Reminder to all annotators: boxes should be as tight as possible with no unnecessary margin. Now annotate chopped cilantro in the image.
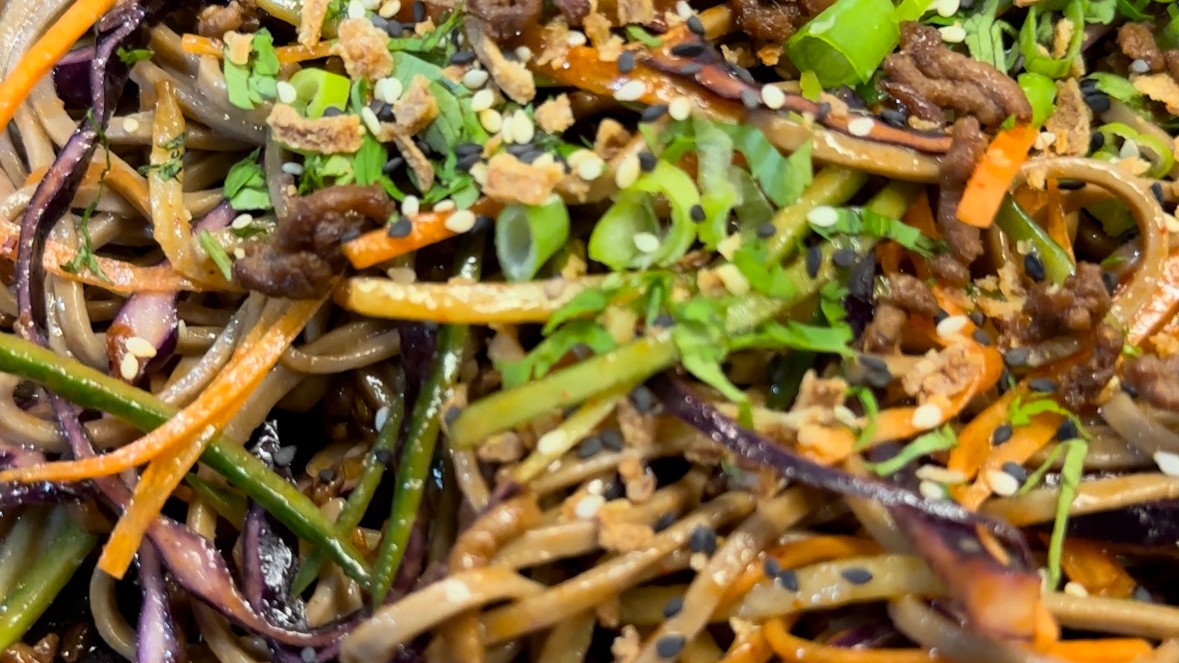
[626,25,663,47]
[224,150,272,211]
[730,320,855,357]
[353,135,388,187]
[498,320,618,388]
[1017,438,1088,589]
[865,426,957,476]
[1007,392,1086,433]
[672,297,748,405]
[810,208,939,257]
[63,110,111,282]
[198,230,234,281]
[849,386,880,449]
[224,29,280,110]
[138,131,186,181]
[116,47,153,65]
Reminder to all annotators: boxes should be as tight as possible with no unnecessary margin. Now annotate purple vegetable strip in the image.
[136,545,183,663]
[52,46,97,109]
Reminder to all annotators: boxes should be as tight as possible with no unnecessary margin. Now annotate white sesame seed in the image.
[387,267,416,284]
[911,403,943,430]
[514,45,533,61]
[761,84,786,110]
[918,480,946,501]
[471,88,496,113]
[935,315,969,338]
[615,154,641,189]
[119,354,139,381]
[714,264,751,296]
[613,79,648,102]
[231,213,254,230]
[470,162,489,186]
[374,77,403,104]
[633,232,661,253]
[1166,214,1179,234]
[847,116,874,137]
[121,117,141,133]
[401,195,420,217]
[574,494,605,519]
[1064,581,1089,597]
[360,106,383,135]
[1155,451,1179,477]
[378,0,401,17]
[566,30,587,47]
[511,110,535,144]
[668,96,693,121]
[985,468,1020,496]
[806,205,839,228]
[347,0,367,19]
[462,68,489,89]
[126,336,158,359]
[374,406,390,431]
[676,0,692,16]
[281,162,305,176]
[935,0,959,16]
[276,80,298,105]
[537,429,568,455]
[445,209,477,233]
[479,108,502,133]
[577,155,605,181]
[233,247,246,259]
[433,200,456,213]
[1130,58,1151,74]
[939,24,967,43]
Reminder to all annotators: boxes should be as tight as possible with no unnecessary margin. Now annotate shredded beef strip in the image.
[467,0,542,40]
[1058,323,1122,410]
[1123,354,1179,411]
[728,0,833,43]
[861,304,908,354]
[861,274,939,354]
[1017,263,1113,342]
[880,273,939,318]
[233,184,395,299]
[937,117,987,271]
[882,22,1032,127]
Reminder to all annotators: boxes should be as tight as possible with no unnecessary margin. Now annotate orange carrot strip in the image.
[182,33,334,63]
[719,627,773,663]
[946,388,1020,482]
[1044,639,1153,663]
[764,617,943,663]
[342,199,501,269]
[0,299,323,488]
[957,125,1038,228]
[0,0,118,132]
[180,34,223,58]
[1127,247,1179,345]
[95,298,324,578]
[1058,539,1137,599]
[719,536,882,607]
[958,412,1061,509]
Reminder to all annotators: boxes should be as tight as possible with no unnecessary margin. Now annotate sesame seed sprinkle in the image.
[841,567,873,585]
[614,79,648,102]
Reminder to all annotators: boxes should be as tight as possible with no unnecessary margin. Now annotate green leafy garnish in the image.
[865,426,957,476]
[963,0,1018,72]
[1019,0,1084,79]
[116,47,153,65]
[1017,438,1088,589]
[1086,72,1145,110]
[672,297,747,405]
[1007,392,1088,435]
[723,126,812,207]
[849,385,880,449]
[224,150,272,211]
[63,111,111,282]
[224,29,280,110]
[499,321,617,388]
[353,135,388,187]
[198,231,234,281]
[138,132,186,181]
[731,240,799,299]
[809,208,938,256]
[626,25,663,47]
[731,320,855,356]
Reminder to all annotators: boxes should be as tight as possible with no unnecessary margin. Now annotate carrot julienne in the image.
[957,124,1038,228]
[180,33,334,64]
[1057,539,1137,599]
[342,199,501,269]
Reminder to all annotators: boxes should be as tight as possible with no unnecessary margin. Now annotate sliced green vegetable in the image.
[198,231,234,281]
[865,426,957,476]
[1018,72,1057,127]
[497,196,571,281]
[224,150,272,211]
[694,117,739,249]
[1018,438,1088,589]
[589,162,699,270]
[1019,0,1084,79]
[1096,122,1175,178]
[224,29,280,110]
[288,67,351,118]
[993,197,1075,283]
[809,207,938,256]
[1087,72,1145,111]
[785,0,904,88]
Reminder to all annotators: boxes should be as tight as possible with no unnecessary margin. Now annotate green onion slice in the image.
[496,196,571,281]
[589,161,700,270]
[1017,72,1057,127]
[289,68,352,118]
[785,0,904,89]
[1019,0,1084,79]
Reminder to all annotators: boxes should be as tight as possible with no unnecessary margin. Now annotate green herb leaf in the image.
[1018,438,1087,589]
[849,385,880,449]
[1087,72,1145,110]
[543,288,613,334]
[963,0,1017,72]
[1019,0,1085,79]
[353,135,388,187]
[625,25,663,47]
[865,426,957,476]
[723,125,812,207]
[731,240,799,299]
[499,320,617,388]
[198,230,234,281]
[223,29,281,110]
[117,47,153,65]
[224,150,273,211]
[810,208,938,256]
[672,298,747,404]
[731,320,855,356]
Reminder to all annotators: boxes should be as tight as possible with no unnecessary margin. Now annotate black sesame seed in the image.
[383,19,405,36]
[456,152,481,171]
[992,423,1013,445]
[840,567,873,585]
[740,88,760,110]
[880,108,907,127]
[677,62,703,75]
[638,151,658,172]
[507,143,533,157]
[641,104,669,122]
[1001,461,1028,482]
[815,102,832,122]
[832,248,857,269]
[273,446,297,467]
[763,557,781,577]
[865,367,892,389]
[630,385,659,413]
[318,468,337,483]
[1122,380,1139,397]
[653,313,676,328]
[776,569,800,591]
[603,480,624,501]
[654,512,676,531]
[998,367,1013,394]
[370,16,389,32]
[656,634,687,659]
[412,0,425,22]
[1101,271,1118,295]
[323,106,345,117]
[756,222,776,239]
[1079,77,1099,92]
[472,215,494,234]
[577,436,603,459]
[670,42,705,58]
[1056,418,1079,441]
[374,448,395,464]
[689,525,717,555]
[934,309,949,324]
[387,217,413,238]
[382,156,405,175]
[662,596,685,618]
[444,405,463,428]
[1028,377,1058,393]
[972,328,991,346]
[731,65,755,85]
[601,429,624,451]
[860,355,888,371]
[686,15,705,35]
[1004,346,1030,367]
[1089,131,1105,153]
[690,204,706,222]
[1024,252,1046,282]
[449,49,477,65]
[1056,179,1085,190]
[617,51,636,73]
[969,310,985,326]
[456,142,482,157]
[1152,182,1166,205]
[1083,92,1111,113]
[517,148,543,164]
[805,245,822,278]
[377,103,396,122]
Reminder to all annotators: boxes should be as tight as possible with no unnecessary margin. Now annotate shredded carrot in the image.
[1044,639,1153,663]
[1058,539,1137,599]
[719,536,882,608]
[95,298,324,578]
[181,33,336,64]
[1127,247,1179,345]
[0,298,323,488]
[957,124,1038,228]
[342,199,502,269]
[946,388,1020,482]
[957,412,1060,509]
[719,627,773,663]
[764,617,943,662]
[0,0,118,132]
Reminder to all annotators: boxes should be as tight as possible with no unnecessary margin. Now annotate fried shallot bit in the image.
[234,185,396,299]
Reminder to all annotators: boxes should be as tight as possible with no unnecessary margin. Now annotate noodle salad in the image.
[0,0,1178,660]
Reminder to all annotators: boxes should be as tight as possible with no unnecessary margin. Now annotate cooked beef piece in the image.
[729,0,833,43]
[880,273,939,318]
[1058,323,1122,410]
[233,184,395,299]
[861,304,908,354]
[1016,262,1112,342]
[878,79,947,125]
[1124,353,1179,411]
[882,22,1032,127]
[468,0,542,40]
[1118,22,1164,72]
[196,0,258,38]
[929,252,971,286]
[937,117,987,267]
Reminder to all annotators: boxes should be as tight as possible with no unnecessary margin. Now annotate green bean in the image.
[369,239,483,607]
[0,508,97,650]
[0,336,374,590]
[994,196,1075,283]
[766,166,870,262]
[292,367,407,595]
